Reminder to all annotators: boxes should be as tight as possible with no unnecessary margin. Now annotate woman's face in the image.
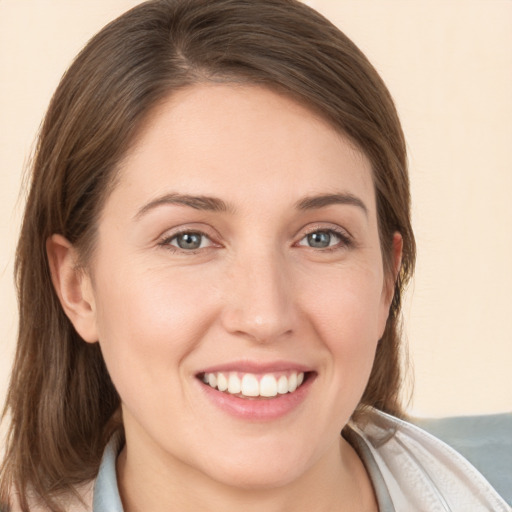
[80,84,397,488]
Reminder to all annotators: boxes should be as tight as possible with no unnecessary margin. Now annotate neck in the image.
[117,433,377,512]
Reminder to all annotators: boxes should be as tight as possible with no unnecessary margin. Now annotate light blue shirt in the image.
[92,433,124,512]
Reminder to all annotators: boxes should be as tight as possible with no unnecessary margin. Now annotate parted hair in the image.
[0,1,415,510]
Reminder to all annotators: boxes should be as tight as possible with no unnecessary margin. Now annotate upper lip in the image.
[197,360,314,375]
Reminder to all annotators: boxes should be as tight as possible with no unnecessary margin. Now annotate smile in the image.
[201,371,306,398]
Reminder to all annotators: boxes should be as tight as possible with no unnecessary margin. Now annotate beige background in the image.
[1,1,511,419]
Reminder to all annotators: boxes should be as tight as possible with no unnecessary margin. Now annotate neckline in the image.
[92,427,395,512]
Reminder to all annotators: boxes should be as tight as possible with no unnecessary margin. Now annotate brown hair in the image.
[0,0,415,510]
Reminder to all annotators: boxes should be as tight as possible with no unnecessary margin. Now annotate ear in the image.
[390,232,403,286]
[46,234,98,343]
[378,232,403,336]
[385,232,403,305]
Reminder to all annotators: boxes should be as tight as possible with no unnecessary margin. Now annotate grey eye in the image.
[173,232,204,250]
[307,231,333,248]
[298,229,344,249]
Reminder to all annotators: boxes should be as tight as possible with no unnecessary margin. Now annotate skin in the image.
[49,84,401,511]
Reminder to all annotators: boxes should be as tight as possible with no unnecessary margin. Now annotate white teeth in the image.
[217,372,228,392]
[288,373,298,393]
[260,374,278,397]
[227,373,241,394]
[241,374,259,397]
[277,375,288,394]
[203,371,305,398]
[208,373,217,388]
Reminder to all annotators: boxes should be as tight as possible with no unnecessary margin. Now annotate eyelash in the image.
[158,226,353,254]
[158,229,216,254]
[297,226,353,252]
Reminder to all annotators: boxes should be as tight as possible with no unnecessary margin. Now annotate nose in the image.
[220,249,297,344]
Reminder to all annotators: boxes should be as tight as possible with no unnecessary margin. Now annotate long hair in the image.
[0,1,415,510]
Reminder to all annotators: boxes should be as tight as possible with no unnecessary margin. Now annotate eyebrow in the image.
[295,193,368,216]
[134,191,368,220]
[134,193,233,219]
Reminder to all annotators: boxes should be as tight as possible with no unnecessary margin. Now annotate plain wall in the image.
[1,0,511,419]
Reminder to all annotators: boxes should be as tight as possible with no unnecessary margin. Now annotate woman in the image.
[0,1,508,511]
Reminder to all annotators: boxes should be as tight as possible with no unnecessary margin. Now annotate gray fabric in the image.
[412,413,512,505]
[351,410,510,511]
[344,426,396,511]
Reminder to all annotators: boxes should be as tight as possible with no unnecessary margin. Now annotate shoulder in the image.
[349,408,511,511]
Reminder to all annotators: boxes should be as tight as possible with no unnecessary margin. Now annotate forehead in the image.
[110,83,375,215]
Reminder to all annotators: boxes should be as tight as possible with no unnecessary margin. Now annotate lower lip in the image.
[198,375,314,421]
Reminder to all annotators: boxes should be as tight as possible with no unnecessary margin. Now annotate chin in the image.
[197,442,318,491]
[211,462,306,491]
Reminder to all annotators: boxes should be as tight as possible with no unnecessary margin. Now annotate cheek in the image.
[303,264,386,341]
[300,265,385,384]
[91,261,219,398]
